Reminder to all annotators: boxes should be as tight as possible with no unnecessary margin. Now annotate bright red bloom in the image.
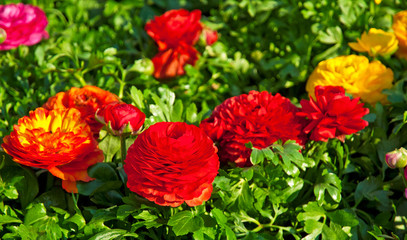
[43,86,119,136]
[0,3,48,50]
[151,43,199,79]
[2,108,104,193]
[95,102,146,136]
[124,122,219,207]
[297,86,369,142]
[145,9,202,51]
[200,91,308,167]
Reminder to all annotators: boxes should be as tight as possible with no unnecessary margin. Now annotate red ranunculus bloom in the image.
[2,108,104,193]
[151,43,199,79]
[200,90,308,167]
[95,102,146,136]
[43,86,119,136]
[0,3,48,50]
[145,9,202,51]
[124,122,219,207]
[297,86,369,142]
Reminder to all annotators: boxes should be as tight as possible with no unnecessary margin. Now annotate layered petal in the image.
[200,90,308,167]
[2,108,104,193]
[124,122,219,207]
[0,3,48,50]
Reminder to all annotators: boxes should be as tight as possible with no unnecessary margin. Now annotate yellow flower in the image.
[306,55,393,105]
[348,28,398,57]
[1,108,104,193]
[374,0,382,4]
[392,10,407,60]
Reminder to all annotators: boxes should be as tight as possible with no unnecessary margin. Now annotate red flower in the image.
[2,108,104,193]
[200,91,307,167]
[202,25,218,46]
[95,102,146,136]
[43,86,119,136]
[145,9,202,51]
[145,9,218,79]
[297,86,369,142]
[151,43,199,79]
[124,122,219,207]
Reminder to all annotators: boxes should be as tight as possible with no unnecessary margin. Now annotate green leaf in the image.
[250,148,264,165]
[98,135,121,163]
[0,215,22,225]
[24,203,47,225]
[237,180,254,210]
[326,210,359,227]
[314,170,342,204]
[186,103,198,124]
[167,211,204,236]
[89,229,128,240]
[64,213,86,230]
[211,208,227,225]
[297,202,325,222]
[130,86,146,111]
[171,99,183,122]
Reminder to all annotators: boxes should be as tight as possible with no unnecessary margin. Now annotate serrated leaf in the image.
[167,211,204,236]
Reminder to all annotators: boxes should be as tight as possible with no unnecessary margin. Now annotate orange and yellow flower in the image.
[43,85,119,136]
[2,108,104,193]
[348,28,398,57]
[392,10,407,60]
[306,55,393,105]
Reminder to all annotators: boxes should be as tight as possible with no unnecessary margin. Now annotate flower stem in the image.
[120,135,127,162]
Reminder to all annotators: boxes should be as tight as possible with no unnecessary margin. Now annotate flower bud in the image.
[96,102,146,136]
[0,28,7,44]
[385,147,407,169]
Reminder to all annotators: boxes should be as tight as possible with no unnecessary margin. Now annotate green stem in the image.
[120,135,127,162]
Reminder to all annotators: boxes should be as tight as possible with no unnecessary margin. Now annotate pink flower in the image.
[0,3,48,50]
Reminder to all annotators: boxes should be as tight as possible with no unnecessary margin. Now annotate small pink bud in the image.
[385,147,407,169]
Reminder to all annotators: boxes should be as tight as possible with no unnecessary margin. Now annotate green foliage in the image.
[1,0,407,239]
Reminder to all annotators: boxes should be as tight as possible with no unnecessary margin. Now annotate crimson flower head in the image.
[145,9,202,51]
[145,9,218,80]
[124,122,219,207]
[95,102,146,136]
[200,90,308,167]
[297,86,369,142]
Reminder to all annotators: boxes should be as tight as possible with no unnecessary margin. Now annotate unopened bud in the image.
[385,147,407,169]
[0,28,7,44]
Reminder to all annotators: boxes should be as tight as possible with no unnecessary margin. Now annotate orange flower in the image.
[392,10,407,60]
[43,85,119,136]
[348,28,398,57]
[2,108,104,193]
